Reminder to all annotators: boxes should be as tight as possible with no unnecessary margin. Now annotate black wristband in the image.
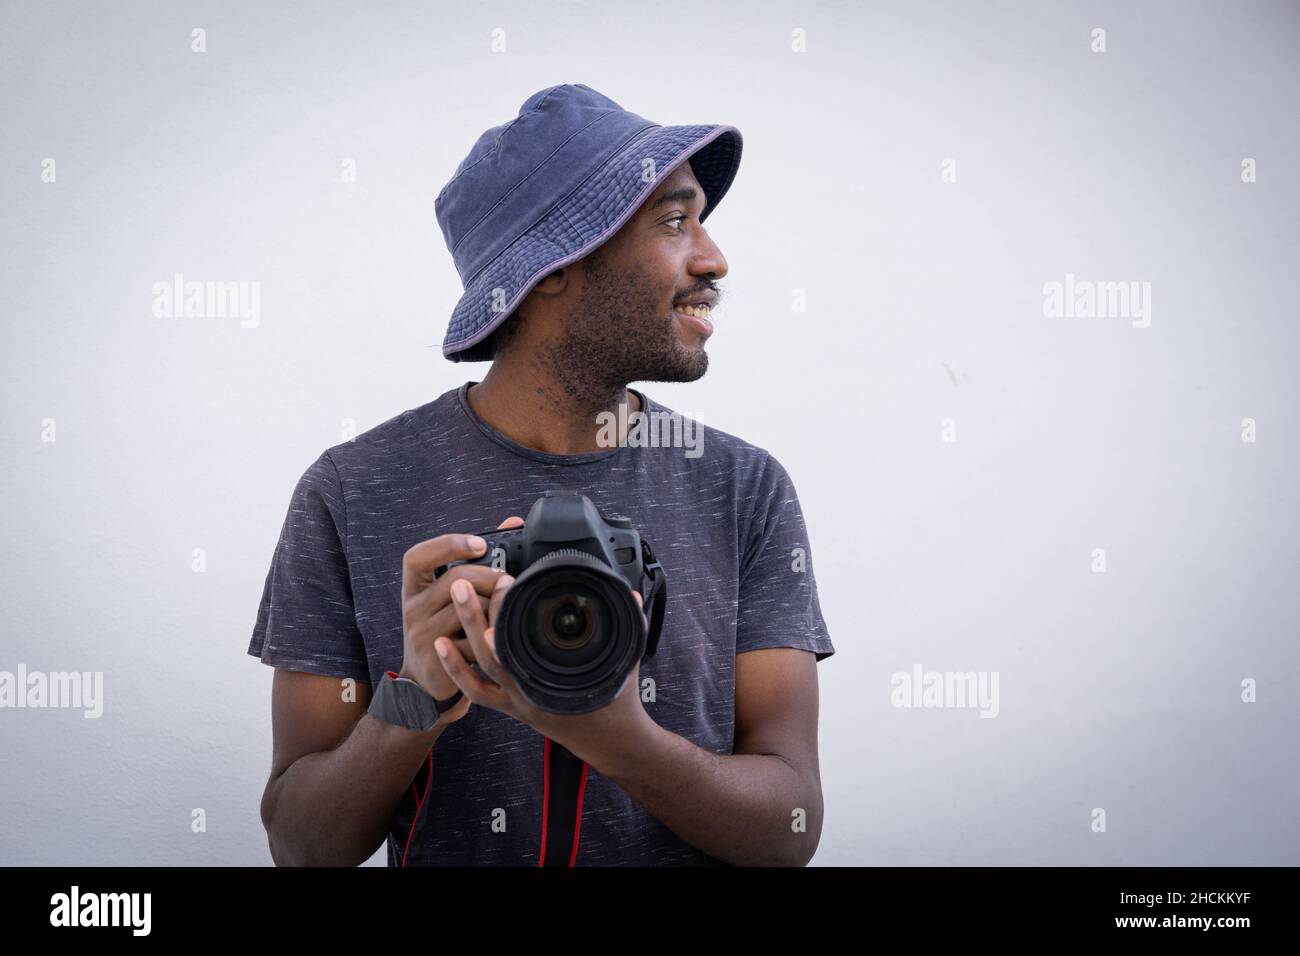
[369,671,463,731]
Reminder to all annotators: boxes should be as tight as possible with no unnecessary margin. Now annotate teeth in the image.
[674,304,711,318]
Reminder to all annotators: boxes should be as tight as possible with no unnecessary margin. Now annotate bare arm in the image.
[594,647,825,867]
[258,522,522,866]
[258,669,446,867]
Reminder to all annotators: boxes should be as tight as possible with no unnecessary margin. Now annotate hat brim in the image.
[442,123,742,363]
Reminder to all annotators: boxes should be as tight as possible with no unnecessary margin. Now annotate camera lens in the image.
[496,549,645,714]
[549,600,589,643]
[496,548,644,712]
[524,581,614,671]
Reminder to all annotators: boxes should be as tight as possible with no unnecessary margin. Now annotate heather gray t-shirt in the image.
[248,381,834,866]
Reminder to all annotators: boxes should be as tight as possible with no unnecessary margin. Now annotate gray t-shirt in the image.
[248,381,834,866]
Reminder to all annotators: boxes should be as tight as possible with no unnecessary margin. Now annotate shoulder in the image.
[319,387,461,476]
[641,391,779,480]
[639,391,804,523]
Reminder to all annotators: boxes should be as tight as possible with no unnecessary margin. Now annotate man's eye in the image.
[665,215,687,232]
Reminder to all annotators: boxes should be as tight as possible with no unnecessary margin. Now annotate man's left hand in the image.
[435,516,653,770]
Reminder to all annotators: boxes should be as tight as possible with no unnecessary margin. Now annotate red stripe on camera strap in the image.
[537,736,589,866]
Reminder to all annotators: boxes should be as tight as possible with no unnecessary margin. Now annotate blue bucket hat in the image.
[435,83,743,363]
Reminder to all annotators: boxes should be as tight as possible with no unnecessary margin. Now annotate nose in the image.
[691,228,728,283]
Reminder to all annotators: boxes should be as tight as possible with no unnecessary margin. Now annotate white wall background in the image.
[1,0,1297,865]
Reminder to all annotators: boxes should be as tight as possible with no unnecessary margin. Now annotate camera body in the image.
[434,493,666,715]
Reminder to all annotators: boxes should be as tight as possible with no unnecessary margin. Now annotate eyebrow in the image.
[649,187,700,211]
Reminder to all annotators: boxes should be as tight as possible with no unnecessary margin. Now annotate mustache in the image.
[674,286,721,306]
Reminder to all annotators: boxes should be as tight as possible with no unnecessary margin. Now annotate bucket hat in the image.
[435,83,743,362]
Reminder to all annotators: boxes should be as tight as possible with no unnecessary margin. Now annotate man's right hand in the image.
[398,516,523,726]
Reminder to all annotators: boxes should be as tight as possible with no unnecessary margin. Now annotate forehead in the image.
[641,162,704,211]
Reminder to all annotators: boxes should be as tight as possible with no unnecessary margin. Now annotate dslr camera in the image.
[434,493,667,715]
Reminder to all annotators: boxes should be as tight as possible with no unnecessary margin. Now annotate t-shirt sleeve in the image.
[246,450,371,681]
[734,453,835,661]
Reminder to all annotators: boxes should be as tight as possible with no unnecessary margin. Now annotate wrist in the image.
[397,664,454,704]
[589,707,660,782]
[373,667,464,735]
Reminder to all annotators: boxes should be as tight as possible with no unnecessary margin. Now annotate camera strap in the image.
[641,538,667,658]
[538,736,589,866]
[534,538,667,866]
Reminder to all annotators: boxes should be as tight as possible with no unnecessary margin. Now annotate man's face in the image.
[546,162,729,387]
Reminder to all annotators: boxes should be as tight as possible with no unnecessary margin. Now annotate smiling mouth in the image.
[673,303,714,338]
[673,303,712,320]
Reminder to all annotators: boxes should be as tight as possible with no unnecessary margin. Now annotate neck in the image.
[467,358,643,455]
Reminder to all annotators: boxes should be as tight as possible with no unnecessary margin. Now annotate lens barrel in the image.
[496,549,645,714]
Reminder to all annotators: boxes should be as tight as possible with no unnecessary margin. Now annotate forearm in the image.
[592,716,823,867]
[261,714,445,867]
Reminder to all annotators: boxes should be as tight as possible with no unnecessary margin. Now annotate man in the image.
[249,84,835,867]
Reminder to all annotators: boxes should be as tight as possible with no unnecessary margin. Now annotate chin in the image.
[642,350,708,383]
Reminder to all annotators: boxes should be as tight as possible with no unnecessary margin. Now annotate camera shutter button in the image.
[605,514,634,529]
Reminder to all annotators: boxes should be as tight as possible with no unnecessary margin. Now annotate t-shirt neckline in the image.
[455,381,651,466]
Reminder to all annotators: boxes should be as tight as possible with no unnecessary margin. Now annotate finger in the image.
[631,588,649,631]
[448,577,490,651]
[480,627,519,690]
[450,577,512,688]
[444,634,478,664]
[435,636,508,711]
[496,516,525,530]
[402,533,488,602]
[407,596,492,653]
[487,573,514,629]
[406,564,505,620]
[409,591,492,627]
